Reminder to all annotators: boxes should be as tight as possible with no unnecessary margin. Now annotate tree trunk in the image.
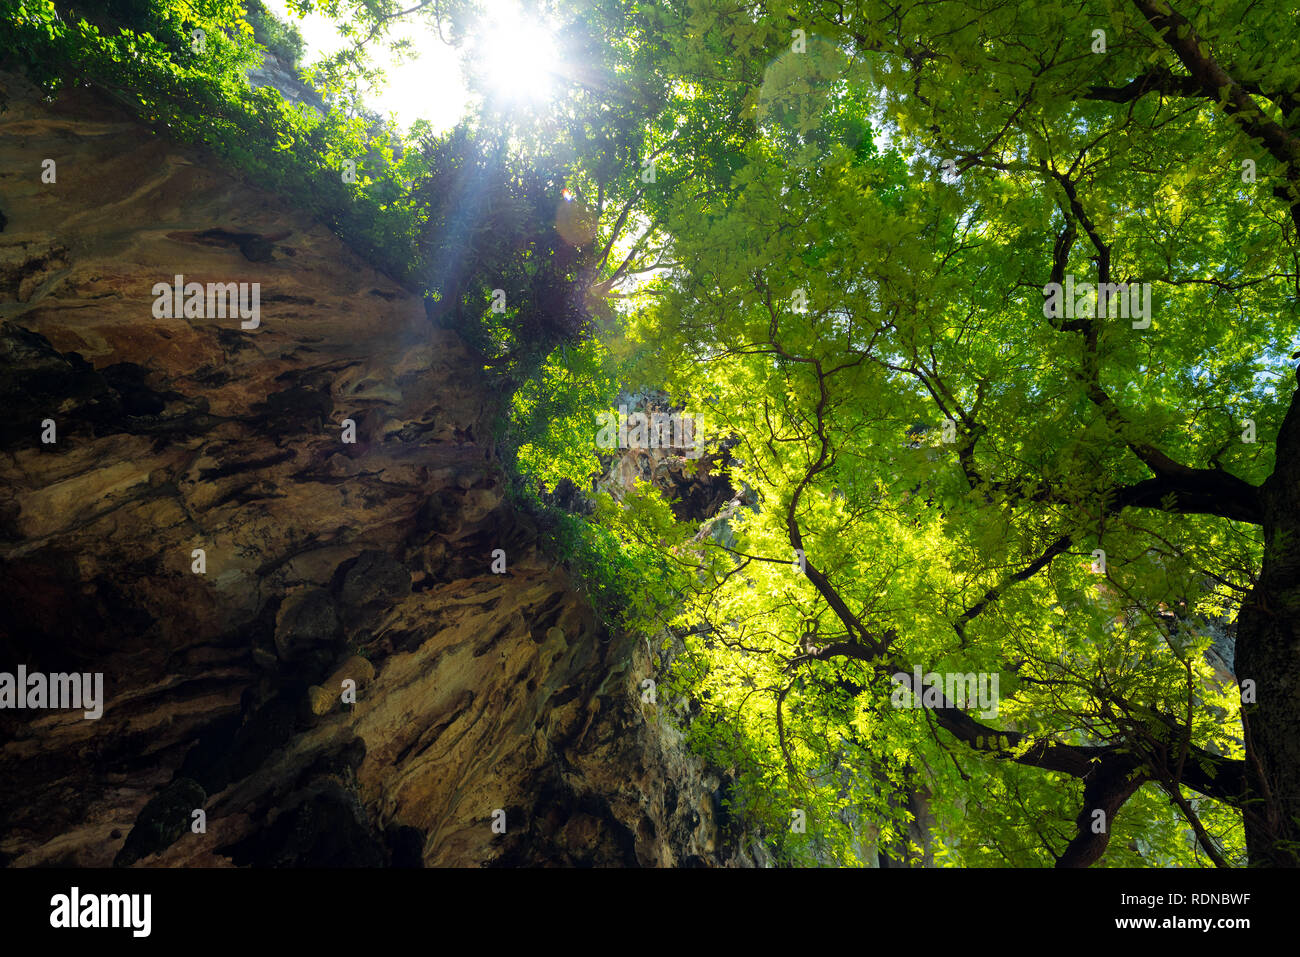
[1235,377,1300,866]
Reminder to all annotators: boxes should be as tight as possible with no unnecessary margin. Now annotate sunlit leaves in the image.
[528,0,1286,866]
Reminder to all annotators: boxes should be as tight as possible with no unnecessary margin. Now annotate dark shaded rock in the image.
[273,588,340,668]
[228,687,307,782]
[335,550,410,624]
[712,775,732,832]
[177,228,280,263]
[386,825,426,868]
[0,324,215,448]
[0,323,119,449]
[99,362,169,416]
[0,550,156,669]
[490,787,640,868]
[252,384,333,434]
[114,777,206,867]
[220,779,385,867]
[238,234,275,262]
[177,712,243,795]
[300,736,367,785]
[540,476,594,516]
[412,489,462,537]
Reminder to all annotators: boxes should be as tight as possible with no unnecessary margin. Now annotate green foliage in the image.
[516,0,1296,866]
[245,0,304,66]
[510,479,691,635]
[504,332,628,487]
[417,124,604,375]
[2,0,426,276]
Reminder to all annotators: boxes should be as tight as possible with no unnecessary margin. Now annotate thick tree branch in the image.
[803,643,1248,806]
[1130,0,1300,229]
[1055,760,1148,867]
[1112,471,1263,525]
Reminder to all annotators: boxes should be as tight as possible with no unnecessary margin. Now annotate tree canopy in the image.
[515,0,1300,867]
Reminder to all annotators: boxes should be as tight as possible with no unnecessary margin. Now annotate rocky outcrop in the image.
[246,48,323,115]
[0,73,756,867]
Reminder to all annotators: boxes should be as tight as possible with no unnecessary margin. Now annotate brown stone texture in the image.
[0,74,760,868]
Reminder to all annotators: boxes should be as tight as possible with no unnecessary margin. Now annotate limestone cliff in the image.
[0,73,760,867]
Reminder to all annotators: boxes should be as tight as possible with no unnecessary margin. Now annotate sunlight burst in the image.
[473,2,561,102]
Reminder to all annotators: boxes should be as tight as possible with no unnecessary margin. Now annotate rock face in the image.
[0,74,758,867]
[246,48,324,115]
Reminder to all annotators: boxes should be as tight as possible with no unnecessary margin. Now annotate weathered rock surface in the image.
[0,73,757,867]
